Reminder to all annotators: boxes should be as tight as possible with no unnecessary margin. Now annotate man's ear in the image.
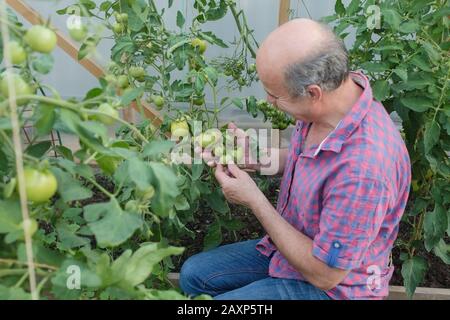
[307,85,323,102]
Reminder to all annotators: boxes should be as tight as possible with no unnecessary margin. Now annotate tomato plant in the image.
[325,0,449,297]
[0,0,293,300]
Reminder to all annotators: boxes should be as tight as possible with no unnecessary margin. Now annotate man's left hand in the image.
[214,162,264,208]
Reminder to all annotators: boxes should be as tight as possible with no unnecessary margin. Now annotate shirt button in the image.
[333,242,341,249]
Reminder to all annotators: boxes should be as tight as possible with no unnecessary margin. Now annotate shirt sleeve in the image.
[312,177,391,270]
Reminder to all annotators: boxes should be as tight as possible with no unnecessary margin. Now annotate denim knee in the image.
[179,254,205,296]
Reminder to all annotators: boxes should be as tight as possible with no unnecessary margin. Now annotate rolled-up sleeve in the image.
[312,177,390,270]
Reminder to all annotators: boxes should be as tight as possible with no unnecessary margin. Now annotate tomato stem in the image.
[0,2,38,300]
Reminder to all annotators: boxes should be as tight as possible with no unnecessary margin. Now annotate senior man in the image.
[180,18,411,300]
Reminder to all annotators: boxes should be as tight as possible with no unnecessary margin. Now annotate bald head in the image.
[257,19,331,71]
[257,18,349,98]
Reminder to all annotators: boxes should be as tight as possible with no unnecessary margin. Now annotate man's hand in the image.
[214,162,265,208]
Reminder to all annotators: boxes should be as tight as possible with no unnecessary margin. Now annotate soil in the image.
[172,175,450,289]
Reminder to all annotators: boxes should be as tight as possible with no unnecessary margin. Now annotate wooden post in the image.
[278,0,291,26]
[6,0,163,124]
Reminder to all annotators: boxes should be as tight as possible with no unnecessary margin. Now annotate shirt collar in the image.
[305,71,374,157]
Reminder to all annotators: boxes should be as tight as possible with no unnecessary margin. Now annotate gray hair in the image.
[284,26,349,98]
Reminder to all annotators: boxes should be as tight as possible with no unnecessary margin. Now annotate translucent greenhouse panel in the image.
[7,1,355,125]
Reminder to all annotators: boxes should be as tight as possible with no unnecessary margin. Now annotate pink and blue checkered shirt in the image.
[256,72,411,300]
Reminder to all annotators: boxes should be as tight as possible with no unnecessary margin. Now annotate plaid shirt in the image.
[256,72,411,300]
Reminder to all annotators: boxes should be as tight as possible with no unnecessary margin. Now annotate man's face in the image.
[261,78,318,123]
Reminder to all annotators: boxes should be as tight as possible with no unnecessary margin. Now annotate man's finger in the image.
[226,163,243,178]
[214,163,230,185]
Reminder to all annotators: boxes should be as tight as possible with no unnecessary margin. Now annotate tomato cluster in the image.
[256,99,295,130]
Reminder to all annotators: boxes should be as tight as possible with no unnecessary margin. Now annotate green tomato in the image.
[219,154,234,165]
[191,38,207,54]
[233,146,244,162]
[0,73,34,105]
[171,119,189,137]
[125,200,140,213]
[198,131,221,148]
[104,74,117,85]
[136,185,155,201]
[24,25,57,54]
[68,24,88,42]
[192,96,205,106]
[151,95,165,109]
[7,41,27,64]
[96,103,119,125]
[19,168,58,203]
[129,66,146,80]
[115,12,128,23]
[117,75,129,89]
[113,22,125,34]
[20,218,38,237]
[248,63,257,73]
[213,145,224,157]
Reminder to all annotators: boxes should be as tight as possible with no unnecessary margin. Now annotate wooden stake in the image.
[278,0,291,26]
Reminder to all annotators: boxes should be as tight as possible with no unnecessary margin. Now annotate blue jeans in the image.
[179,239,331,300]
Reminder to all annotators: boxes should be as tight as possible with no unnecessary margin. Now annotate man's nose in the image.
[267,95,276,105]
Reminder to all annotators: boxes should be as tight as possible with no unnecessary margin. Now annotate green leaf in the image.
[176,10,185,28]
[335,0,345,15]
[0,199,21,234]
[56,222,90,250]
[399,21,419,33]
[372,80,390,101]
[174,195,190,211]
[120,87,144,105]
[148,162,180,217]
[422,41,441,64]
[361,62,389,73]
[118,243,184,288]
[0,285,30,300]
[382,8,402,30]
[205,187,229,214]
[411,55,432,72]
[127,157,151,190]
[24,141,51,158]
[203,66,219,86]
[221,217,244,231]
[198,31,228,48]
[142,140,174,159]
[400,97,433,112]
[50,259,101,299]
[393,68,408,82]
[32,54,54,74]
[191,163,204,181]
[401,256,427,298]
[424,120,440,154]
[35,103,56,136]
[86,199,142,247]
[232,97,243,109]
[424,204,447,251]
[203,221,222,251]
[50,167,92,202]
[433,240,450,264]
